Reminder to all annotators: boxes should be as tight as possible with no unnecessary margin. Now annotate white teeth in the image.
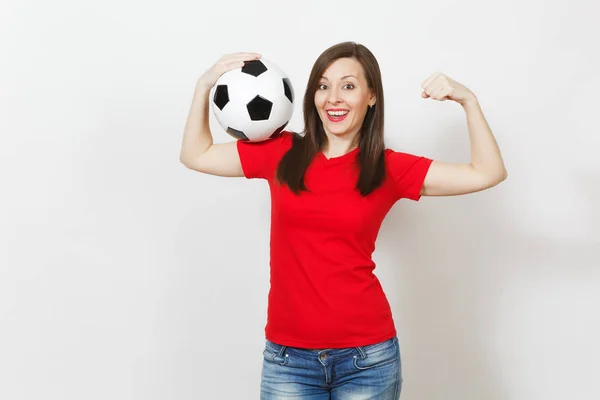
[327,110,349,116]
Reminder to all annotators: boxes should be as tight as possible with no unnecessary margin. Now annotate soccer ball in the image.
[211,58,294,142]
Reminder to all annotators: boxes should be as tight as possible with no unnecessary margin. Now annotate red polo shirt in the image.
[237,131,433,348]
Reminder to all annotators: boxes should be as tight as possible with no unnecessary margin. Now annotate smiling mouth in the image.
[326,110,349,122]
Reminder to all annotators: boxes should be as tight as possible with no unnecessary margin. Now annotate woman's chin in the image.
[324,124,353,136]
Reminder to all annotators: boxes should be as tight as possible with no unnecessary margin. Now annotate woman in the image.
[180,42,507,399]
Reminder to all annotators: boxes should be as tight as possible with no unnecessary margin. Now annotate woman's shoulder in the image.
[383,147,410,156]
[383,147,425,158]
[279,129,297,143]
[240,129,295,150]
[383,147,432,169]
[383,147,409,161]
[269,130,296,153]
[265,129,297,144]
[269,129,301,153]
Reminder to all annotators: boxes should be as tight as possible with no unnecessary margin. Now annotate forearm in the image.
[462,97,507,181]
[180,82,214,163]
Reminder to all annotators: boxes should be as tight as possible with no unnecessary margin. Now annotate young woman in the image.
[180,42,507,399]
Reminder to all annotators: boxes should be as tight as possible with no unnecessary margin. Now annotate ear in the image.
[369,92,377,107]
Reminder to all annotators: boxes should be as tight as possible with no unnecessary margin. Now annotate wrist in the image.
[460,93,479,108]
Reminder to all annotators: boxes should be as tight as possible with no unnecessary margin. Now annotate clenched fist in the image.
[421,72,477,106]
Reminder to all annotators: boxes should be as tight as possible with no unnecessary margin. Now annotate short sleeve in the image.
[386,150,434,201]
[236,131,291,180]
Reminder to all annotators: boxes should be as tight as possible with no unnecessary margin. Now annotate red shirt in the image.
[237,131,433,348]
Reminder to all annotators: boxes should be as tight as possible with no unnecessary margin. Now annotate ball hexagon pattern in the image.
[211,58,294,141]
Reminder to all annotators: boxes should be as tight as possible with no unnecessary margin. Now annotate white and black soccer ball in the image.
[210,58,294,142]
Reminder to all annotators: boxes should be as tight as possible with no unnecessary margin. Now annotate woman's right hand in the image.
[196,52,262,91]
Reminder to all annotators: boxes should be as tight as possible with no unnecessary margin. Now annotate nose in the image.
[327,87,342,104]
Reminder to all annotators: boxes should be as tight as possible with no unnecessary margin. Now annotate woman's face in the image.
[314,57,376,140]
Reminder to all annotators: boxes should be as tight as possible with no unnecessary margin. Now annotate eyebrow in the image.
[320,75,358,80]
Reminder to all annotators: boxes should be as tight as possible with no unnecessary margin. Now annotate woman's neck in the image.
[321,132,359,158]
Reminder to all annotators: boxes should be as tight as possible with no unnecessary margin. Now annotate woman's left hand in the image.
[421,72,477,106]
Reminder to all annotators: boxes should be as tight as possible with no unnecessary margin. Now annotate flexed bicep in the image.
[421,161,506,196]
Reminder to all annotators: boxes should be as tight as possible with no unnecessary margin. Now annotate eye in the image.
[317,84,328,90]
[343,84,355,89]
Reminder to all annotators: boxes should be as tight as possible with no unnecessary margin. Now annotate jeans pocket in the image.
[263,339,289,366]
[353,336,399,370]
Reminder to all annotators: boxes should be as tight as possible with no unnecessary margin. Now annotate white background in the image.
[1,0,599,399]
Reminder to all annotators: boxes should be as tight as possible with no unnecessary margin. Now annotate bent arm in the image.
[421,97,507,196]
[179,82,243,177]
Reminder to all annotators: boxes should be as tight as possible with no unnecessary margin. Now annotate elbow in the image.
[490,168,508,187]
[179,155,189,167]
[179,144,212,170]
[478,168,507,190]
[499,164,508,182]
[179,154,195,169]
[179,148,196,167]
[473,164,508,189]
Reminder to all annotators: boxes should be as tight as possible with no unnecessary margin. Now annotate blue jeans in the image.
[261,336,402,399]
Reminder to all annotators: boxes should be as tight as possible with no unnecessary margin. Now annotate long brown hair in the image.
[276,41,387,196]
